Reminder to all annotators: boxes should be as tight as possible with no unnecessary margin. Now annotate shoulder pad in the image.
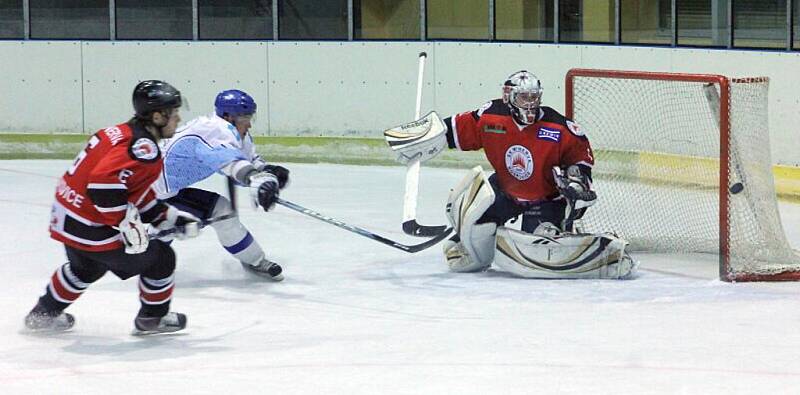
[477,99,512,117]
[565,120,586,137]
[538,106,569,126]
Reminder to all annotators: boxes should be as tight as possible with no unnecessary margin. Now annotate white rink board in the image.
[1,41,800,165]
[0,41,82,133]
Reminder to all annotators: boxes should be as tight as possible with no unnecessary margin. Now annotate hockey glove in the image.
[120,204,149,254]
[248,171,280,211]
[151,205,201,241]
[263,164,290,189]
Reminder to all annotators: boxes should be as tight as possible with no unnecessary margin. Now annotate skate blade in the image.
[131,327,185,336]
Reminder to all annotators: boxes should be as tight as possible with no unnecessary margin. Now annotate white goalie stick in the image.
[396,51,450,237]
[275,197,450,253]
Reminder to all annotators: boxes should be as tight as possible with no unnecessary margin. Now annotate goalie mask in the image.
[502,71,542,125]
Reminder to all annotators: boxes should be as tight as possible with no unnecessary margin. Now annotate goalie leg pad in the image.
[444,166,497,272]
[493,227,637,279]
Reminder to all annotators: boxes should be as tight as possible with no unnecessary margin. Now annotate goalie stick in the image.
[275,197,451,253]
[399,51,449,237]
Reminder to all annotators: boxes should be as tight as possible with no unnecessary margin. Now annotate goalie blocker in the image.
[384,111,448,165]
[443,166,636,279]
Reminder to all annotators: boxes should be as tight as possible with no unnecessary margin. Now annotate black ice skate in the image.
[132,312,187,336]
[242,258,284,281]
[24,309,75,333]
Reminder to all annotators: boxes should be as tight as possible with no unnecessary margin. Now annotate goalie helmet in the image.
[502,71,542,125]
[215,89,257,118]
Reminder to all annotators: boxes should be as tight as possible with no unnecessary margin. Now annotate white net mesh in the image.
[569,70,800,280]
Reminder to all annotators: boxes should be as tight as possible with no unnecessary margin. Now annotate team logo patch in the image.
[131,138,158,160]
[505,145,534,181]
[566,120,586,137]
[537,128,561,142]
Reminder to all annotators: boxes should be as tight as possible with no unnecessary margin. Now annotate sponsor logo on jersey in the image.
[132,138,158,161]
[504,145,534,181]
[537,128,561,142]
[566,120,586,137]
[483,124,506,134]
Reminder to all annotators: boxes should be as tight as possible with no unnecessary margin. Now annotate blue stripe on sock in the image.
[224,232,254,254]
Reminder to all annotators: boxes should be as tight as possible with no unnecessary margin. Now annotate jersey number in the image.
[67,135,100,175]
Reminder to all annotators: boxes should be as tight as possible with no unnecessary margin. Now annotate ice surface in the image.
[1,160,799,394]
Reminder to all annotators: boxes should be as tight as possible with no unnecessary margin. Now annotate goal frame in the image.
[565,68,798,282]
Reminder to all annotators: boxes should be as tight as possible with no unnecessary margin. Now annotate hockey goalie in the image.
[385,70,636,279]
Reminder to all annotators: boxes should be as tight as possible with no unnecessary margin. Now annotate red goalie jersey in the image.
[444,100,594,203]
[50,123,168,251]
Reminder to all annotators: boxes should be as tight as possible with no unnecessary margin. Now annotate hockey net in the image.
[565,68,800,281]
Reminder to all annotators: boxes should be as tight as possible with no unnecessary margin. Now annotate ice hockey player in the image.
[25,80,202,334]
[386,70,635,279]
[154,89,287,281]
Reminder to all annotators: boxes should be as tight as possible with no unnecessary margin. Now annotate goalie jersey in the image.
[444,100,594,203]
[155,114,267,199]
[49,123,167,252]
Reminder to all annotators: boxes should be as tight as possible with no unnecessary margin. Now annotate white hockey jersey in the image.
[155,114,267,199]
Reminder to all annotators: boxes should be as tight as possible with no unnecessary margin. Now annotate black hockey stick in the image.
[149,213,238,240]
[275,197,452,253]
[403,220,449,237]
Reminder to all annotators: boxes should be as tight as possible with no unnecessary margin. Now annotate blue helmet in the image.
[214,89,257,117]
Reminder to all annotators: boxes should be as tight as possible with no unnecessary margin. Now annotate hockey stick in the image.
[275,197,452,253]
[400,51,449,237]
[149,213,238,240]
[151,177,240,240]
[227,176,238,213]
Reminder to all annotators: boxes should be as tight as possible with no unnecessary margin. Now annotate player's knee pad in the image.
[444,166,497,272]
[209,196,248,240]
[493,227,637,279]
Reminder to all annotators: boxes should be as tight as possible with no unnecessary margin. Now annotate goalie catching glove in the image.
[384,111,447,165]
[553,165,596,210]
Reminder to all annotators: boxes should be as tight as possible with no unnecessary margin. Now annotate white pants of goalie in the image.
[443,166,637,279]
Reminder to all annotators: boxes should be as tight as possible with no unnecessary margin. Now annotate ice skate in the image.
[132,312,187,335]
[242,258,284,281]
[24,309,75,333]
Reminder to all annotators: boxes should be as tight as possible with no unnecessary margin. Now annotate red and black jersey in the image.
[50,122,169,252]
[444,100,594,203]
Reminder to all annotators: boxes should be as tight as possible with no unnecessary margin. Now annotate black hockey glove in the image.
[263,165,290,189]
[248,172,280,211]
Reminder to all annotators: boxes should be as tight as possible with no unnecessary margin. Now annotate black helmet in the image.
[132,80,182,117]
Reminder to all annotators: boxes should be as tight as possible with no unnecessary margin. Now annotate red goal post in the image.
[565,68,800,282]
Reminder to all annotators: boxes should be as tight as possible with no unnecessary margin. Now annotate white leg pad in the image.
[444,166,497,272]
[494,227,638,279]
[210,196,265,265]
